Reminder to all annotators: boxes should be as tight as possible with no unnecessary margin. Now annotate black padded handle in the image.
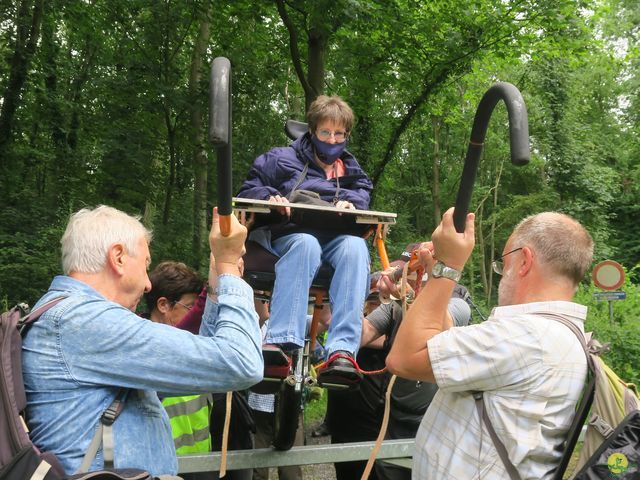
[453,82,530,232]
[210,57,233,221]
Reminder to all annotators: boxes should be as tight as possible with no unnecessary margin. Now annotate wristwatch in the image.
[431,261,462,282]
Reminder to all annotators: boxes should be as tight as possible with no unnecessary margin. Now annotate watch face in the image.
[433,261,460,281]
[432,262,445,276]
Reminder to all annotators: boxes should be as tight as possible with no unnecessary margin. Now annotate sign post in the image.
[592,260,626,324]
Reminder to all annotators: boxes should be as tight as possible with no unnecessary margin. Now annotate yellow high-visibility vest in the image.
[162,394,213,455]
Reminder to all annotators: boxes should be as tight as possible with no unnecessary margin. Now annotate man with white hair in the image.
[387,209,594,479]
[22,205,263,477]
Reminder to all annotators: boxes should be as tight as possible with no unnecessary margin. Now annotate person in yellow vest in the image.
[144,260,212,480]
[161,393,213,455]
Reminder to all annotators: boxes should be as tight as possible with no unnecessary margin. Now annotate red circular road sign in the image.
[592,260,625,291]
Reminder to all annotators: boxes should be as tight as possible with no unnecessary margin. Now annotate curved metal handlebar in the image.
[210,57,233,234]
[453,82,530,232]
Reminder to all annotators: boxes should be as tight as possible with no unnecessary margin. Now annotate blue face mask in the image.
[311,135,347,165]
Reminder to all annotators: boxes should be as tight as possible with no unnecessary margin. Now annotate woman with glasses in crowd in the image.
[237,95,373,386]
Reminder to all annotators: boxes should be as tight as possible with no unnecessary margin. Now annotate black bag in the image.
[288,189,333,207]
[0,301,155,480]
[287,189,369,235]
[572,410,640,479]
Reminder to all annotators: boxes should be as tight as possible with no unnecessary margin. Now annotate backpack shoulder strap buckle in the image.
[589,412,615,438]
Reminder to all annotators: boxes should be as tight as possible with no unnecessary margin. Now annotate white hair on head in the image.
[61,205,153,275]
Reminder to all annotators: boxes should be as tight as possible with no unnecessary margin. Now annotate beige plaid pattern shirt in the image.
[413,301,588,480]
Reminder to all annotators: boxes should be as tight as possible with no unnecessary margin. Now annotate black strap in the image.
[287,151,342,205]
[333,168,341,205]
[474,392,522,480]
[542,314,597,480]
[286,162,310,200]
[101,389,130,426]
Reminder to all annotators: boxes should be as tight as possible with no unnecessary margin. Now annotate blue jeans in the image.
[266,232,370,356]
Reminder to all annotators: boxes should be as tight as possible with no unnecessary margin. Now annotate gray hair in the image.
[61,205,153,275]
[510,212,594,286]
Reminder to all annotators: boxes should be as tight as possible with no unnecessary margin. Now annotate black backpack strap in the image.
[473,392,522,480]
[76,389,131,473]
[541,314,597,480]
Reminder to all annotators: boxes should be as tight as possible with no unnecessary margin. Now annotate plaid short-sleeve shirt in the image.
[413,301,588,480]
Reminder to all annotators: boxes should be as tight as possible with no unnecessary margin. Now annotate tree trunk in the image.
[276,0,335,111]
[476,202,489,301]
[190,4,212,270]
[431,115,442,227]
[0,0,45,158]
[487,157,504,299]
[162,108,177,226]
[306,29,327,108]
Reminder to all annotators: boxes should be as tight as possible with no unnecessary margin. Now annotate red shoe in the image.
[262,344,292,379]
[251,344,294,395]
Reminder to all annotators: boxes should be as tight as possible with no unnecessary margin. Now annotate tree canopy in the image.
[1,0,638,312]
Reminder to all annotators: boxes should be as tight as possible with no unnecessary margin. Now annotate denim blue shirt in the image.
[22,274,263,476]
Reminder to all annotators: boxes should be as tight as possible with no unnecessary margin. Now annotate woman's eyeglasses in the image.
[173,301,193,311]
[316,129,348,142]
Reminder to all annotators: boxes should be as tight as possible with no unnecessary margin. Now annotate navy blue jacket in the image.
[237,133,373,210]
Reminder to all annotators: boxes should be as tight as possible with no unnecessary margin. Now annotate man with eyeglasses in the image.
[237,95,373,386]
[387,209,594,480]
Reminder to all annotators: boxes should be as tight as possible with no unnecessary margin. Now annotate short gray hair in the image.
[510,212,593,286]
[61,205,153,275]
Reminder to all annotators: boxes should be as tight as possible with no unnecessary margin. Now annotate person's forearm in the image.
[386,277,455,382]
[198,276,263,391]
[360,318,382,347]
[365,335,386,349]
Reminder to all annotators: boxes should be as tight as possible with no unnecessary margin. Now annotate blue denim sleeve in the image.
[56,277,263,394]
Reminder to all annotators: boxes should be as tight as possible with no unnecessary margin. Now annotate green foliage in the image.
[0,201,65,307]
[0,0,638,380]
[304,389,327,427]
